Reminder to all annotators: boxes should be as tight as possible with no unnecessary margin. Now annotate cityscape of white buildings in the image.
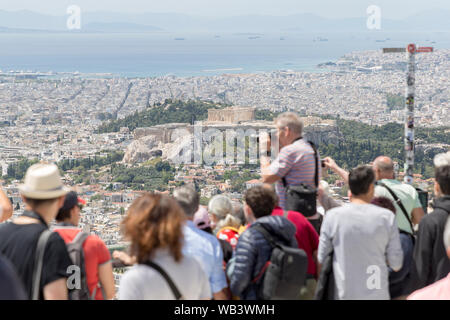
[0,49,448,255]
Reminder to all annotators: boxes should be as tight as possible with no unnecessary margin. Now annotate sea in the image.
[0,31,449,78]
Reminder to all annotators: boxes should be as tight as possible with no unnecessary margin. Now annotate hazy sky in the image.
[0,0,448,19]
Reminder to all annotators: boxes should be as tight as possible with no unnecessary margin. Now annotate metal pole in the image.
[404,44,416,185]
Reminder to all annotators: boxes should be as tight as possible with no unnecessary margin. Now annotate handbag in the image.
[282,139,319,217]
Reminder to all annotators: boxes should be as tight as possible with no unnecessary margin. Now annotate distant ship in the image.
[174,38,185,41]
[248,36,260,40]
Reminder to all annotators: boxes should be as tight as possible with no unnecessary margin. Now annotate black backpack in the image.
[66,231,100,300]
[252,224,308,300]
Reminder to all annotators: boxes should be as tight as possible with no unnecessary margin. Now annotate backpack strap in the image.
[377,182,415,235]
[90,282,107,300]
[71,231,89,246]
[251,224,286,284]
[31,229,52,300]
[253,224,280,249]
[142,261,183,300]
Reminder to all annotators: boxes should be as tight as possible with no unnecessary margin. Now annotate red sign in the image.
[407,44,416,53]
[416,47,433,53]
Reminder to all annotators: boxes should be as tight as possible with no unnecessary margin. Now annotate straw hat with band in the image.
[19,163,70,199]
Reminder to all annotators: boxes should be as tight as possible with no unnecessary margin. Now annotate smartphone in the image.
[321,159,326,168]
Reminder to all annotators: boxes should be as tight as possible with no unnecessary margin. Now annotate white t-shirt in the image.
[119,248,211,300]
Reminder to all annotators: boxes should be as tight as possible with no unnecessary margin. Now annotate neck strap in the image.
[22,210,49,228]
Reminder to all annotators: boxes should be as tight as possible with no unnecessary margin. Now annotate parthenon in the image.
[207,106,256,123]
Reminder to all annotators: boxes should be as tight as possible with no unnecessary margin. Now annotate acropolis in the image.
[207,106,256,123]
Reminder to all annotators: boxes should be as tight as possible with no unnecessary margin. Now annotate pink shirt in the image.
[408,274,450,300]
[269,139,320,210]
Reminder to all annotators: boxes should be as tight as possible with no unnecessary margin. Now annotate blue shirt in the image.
[182,220,227,294]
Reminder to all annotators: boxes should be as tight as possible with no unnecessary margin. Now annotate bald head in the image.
[373,156,395,180]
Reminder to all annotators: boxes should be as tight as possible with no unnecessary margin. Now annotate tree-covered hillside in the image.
[96,99,228,133]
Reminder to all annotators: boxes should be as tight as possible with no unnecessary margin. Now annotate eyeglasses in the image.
[77,205,84,211]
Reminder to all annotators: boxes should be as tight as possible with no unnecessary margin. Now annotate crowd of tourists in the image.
[0,112,449,300]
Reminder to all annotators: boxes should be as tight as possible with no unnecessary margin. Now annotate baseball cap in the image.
[60,191,85,212]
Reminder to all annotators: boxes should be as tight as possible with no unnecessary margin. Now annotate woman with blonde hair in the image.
[208,195,241,249]
[118,193,211,300]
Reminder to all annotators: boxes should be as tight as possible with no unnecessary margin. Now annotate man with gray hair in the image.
[172,185,229,300]
[408,217,450,300]
[410,153,450,293]
[261,112,321,229]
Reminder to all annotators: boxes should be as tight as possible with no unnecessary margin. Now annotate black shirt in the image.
[0,254,27,300]
[0,222,73,300]
[410,195,450,291]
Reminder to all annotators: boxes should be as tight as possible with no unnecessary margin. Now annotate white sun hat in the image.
[18,163,70,199]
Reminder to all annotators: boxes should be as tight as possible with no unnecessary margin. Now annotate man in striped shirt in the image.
[261,112,321,214]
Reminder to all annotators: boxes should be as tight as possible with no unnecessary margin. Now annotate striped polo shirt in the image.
[269,139,321,210]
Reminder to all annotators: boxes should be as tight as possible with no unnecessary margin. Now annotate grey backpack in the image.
[66,231,102,300]
[252,224,308,300]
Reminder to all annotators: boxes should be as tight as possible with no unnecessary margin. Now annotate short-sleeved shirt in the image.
[272,207,319,277]
[0,254,27,300]
[0,222,73,300]
[269,139,320,210]
[54,227,111,300]
[119,249,211,300]
[375,179,422,234]
[183,221,227,295]
[318,203,403,300]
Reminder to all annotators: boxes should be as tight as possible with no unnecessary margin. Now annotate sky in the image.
[0,0,449,19]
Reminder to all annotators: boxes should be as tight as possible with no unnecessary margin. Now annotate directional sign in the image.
[382,48,405,53]
[416,47,433,53]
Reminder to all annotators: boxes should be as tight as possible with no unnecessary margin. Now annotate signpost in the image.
[383,44,433,185]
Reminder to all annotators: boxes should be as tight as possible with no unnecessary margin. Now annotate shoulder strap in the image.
[377,182,415,235]
[90,282,107,300]
[31,229,52,300]
[308,141,319,188]
[142,261,183,300]
[281,139,319,188]
[253,224,280,248]
[70,231,89,246]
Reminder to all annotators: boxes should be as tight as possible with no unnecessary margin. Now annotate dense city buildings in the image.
[0,49,448,253]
